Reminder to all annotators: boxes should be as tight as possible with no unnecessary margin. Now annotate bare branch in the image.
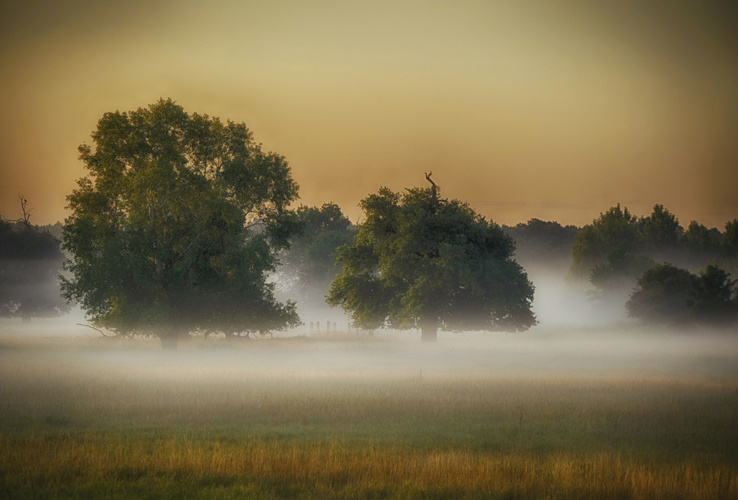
[424,172,436,188]
[17,194,33,227]
[76,323,116,337]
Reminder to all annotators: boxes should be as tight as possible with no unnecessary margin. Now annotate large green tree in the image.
[327,182,536,342]
[61,99,301,348]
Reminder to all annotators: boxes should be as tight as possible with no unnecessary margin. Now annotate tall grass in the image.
[2,433,736,499]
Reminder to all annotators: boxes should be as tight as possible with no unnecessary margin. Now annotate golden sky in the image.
[1,1,737,228]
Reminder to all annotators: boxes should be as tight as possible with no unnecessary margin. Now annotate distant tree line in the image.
[502,219,580,268]
[0,213,69,321]
[570,204,738,325]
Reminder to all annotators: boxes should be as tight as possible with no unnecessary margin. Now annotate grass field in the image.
[1,320,737,498]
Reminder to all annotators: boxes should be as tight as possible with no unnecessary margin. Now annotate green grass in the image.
[1,328,737,498]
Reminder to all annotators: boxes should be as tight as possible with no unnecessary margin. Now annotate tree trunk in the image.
[421,324,437,343]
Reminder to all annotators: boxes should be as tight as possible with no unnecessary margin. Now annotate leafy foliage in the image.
[571,204,640,277]
[61,99,301,345]
[627,263,738,325]
[681,221,722,263]
[0,217,69,320]
[327,185,536,340]
[626,264,696,324]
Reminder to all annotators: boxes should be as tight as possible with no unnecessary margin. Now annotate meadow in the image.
[1,320,737,499]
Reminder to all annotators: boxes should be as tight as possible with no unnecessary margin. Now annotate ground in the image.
[1,318,737,498]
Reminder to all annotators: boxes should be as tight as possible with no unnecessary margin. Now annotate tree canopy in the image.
[61,99,301,347]
[627,263,738,326]
[327,184,536,341]
[571,204,641,278]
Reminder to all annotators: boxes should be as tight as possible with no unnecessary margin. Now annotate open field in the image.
[1,319,737,498]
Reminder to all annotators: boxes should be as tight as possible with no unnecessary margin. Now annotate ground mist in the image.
[1,320,737,498]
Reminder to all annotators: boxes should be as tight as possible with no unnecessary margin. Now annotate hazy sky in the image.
[1,1,737,227]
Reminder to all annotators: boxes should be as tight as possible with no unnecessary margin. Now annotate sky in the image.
[1,0,737,228]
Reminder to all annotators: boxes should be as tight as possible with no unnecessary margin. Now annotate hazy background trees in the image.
[61,99,301,348]
[567,203,738,325]
[0,213,68,322]
[328,184,536,341]
[627,264,738,326]
[502,218,579,270]
[277,203,356,307]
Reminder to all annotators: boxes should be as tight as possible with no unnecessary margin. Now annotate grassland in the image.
[1,321,737,498]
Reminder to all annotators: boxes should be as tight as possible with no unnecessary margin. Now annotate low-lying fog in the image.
[1,262,736,384]
[1,307,736,385]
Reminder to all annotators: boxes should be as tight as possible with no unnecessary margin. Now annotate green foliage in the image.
[626,264,696,323]
[327,185,536,338]
[61,99,301,343]
[681,220,722,263]
[278,203,356,300]
[571,204,640,277]
[0,217,69,319]
[639,204,681,257]
[691,265,738,324]
[627,263,738,325]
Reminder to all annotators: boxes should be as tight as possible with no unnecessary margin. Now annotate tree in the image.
[571,204,640,277]
[589,248,655,300]
[691,265,737,324]
[0,213,69,321]
[503,218,579,267]
[327,181,536,342]
[681,221,721,265]
[721,219,738,275]
[639,204,681,259]
[626,263,738,326]
[278,203,356,302]
[61,99,301,348]
[626,263,696,324]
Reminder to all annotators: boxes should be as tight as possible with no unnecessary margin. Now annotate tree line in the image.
[1,100,736,346]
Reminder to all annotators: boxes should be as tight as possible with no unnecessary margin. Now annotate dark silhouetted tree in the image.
[61,99,301,348]
[626,263,696,324]
[327,182,536,342]
[721,219,738,274]
[571,204,640,277]
[690,265,737,325]
[0,213,69,321]
[503,218,579,267]
[639,204,681,260]
[681,221,721,265]
[627,263,737,326]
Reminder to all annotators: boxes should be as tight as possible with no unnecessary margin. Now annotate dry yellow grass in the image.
[1,433,736,499]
